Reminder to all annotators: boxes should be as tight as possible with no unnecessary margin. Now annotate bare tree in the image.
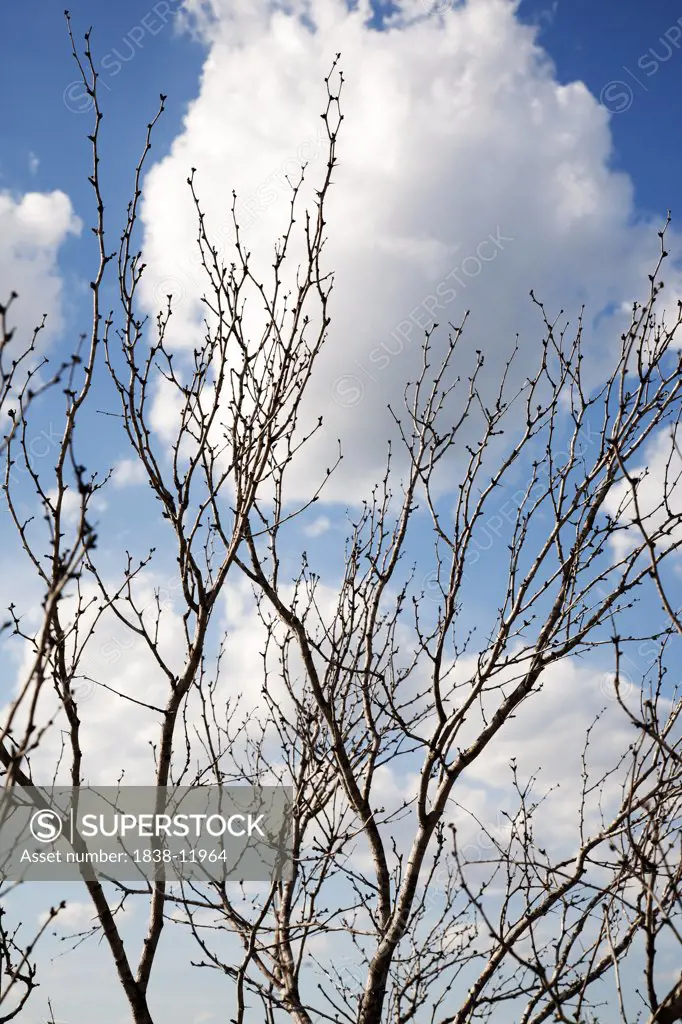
[0,44,85,1023]
[0,285,82,782]
[0,899,65,1022]
[606,645,682,1024]
[166,235,682,1024]
[5,17,343,1024]
[2,17,682,1024]
[0,292,72,461]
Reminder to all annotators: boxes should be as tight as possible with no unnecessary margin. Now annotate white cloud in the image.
[0,189,81,356]
[3,569,189,785]
[44,486,108,525]
[137,0,682,504]
[6,191,75,248]
[111,457,148,489]
[303,514,331,537]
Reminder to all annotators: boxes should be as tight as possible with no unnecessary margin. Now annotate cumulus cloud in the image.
[303,513,331,537]
[138,0,682,503]
[0,188,80,361]
[2,568,189,786]
[111,457,148,489]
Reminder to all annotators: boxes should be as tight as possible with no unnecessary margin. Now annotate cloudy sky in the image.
[2,1,682,1021]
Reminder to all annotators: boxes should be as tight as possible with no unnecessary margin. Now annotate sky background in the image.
[1,1,682,1021]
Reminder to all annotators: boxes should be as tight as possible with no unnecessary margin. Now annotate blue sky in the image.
[2,2,682,1022]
